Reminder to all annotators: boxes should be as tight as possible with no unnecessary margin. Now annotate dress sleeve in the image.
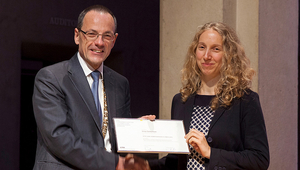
[208,92,270,170]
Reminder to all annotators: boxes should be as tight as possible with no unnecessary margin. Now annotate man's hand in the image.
[124,154,151,170]
[138,115,156,121]
[116,156,126,170]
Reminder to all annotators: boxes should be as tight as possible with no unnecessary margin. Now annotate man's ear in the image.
[111,33,118,47]
[74,28,80,45]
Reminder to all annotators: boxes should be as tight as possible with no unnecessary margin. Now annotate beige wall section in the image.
[259,0,298,169]
[160,0,223,120]
[236,1,259,92]
[160,0,259,122]
[160,1,259,118]
[224,0,259,92]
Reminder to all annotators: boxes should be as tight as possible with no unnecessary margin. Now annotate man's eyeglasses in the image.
[77,28,115,42]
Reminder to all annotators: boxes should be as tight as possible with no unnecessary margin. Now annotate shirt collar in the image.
[77,52,103,78]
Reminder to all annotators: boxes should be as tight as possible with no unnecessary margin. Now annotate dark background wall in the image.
[0,1,159,169]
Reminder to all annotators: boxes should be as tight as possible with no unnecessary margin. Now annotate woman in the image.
[148,22,269,170]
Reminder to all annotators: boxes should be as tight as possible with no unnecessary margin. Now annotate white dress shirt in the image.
[77,52,111,152]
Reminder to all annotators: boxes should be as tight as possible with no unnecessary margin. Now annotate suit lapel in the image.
[103,66,118,152]
[67,55,103,133]
[183,95,195,133]
[103,66,116,119]
[209,106,226,130]
[183,94,226,133]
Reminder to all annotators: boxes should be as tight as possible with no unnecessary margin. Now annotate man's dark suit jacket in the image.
[149,90,269,170]
[32,54,131,170]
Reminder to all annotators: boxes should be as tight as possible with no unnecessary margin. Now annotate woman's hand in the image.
[185,129,211,159]
[138,115,156,120]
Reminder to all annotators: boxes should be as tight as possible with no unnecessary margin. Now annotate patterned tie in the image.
[101,78,109,138]
[91,71,102,125]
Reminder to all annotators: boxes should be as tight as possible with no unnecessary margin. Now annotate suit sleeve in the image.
[208,92,270,170]
[33,68,118,170]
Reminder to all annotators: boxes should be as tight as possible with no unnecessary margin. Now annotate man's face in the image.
[74,11,118,70]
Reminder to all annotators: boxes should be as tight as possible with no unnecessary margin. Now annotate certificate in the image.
[113,118,189,154]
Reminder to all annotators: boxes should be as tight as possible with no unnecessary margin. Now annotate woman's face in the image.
[196,29,224,81]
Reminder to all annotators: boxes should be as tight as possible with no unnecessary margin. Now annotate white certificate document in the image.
[113,118,189,154]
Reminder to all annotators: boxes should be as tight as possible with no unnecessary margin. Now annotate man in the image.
[33,5,152,170]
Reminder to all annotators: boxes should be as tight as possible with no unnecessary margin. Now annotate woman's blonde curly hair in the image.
[180,22,255,110]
